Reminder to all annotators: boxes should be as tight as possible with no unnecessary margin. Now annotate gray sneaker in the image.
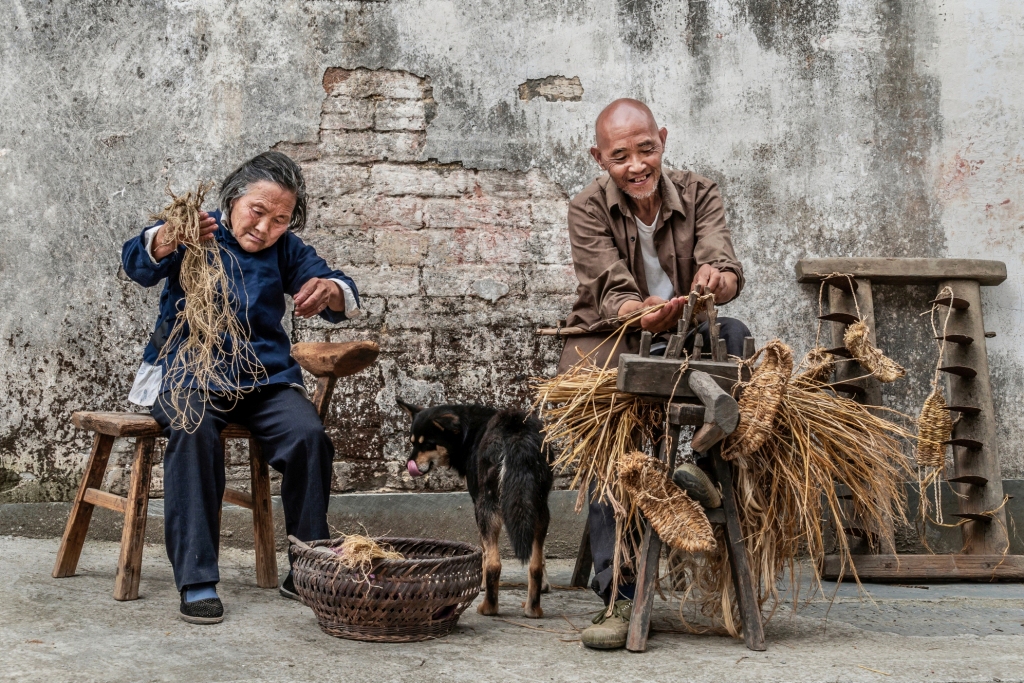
[672,463,722,509]
[581,600,632,650]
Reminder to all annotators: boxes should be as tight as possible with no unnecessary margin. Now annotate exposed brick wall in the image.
[266,67,577,493]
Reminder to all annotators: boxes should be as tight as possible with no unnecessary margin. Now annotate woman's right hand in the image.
[152,212,218,260]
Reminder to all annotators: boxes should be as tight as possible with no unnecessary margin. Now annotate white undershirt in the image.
[127,226,360,406]
[635,213,674,300]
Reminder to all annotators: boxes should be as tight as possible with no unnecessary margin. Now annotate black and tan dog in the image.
[398,399,553,618]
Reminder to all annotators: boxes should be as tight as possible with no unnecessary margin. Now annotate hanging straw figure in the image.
[154,183,267,432]
[916,287,956,525]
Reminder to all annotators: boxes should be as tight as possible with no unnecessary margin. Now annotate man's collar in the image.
[603,170,685,220]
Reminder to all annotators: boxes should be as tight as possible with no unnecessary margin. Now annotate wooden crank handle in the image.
[687,371,740,454]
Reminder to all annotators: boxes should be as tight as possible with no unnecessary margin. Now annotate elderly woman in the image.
[121,151,359,624]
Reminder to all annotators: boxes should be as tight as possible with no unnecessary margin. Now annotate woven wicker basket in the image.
[291,537,482,642]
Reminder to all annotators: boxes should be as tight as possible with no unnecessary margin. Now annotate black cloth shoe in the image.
[672,463,722,509]
[179,594,224,624]
[279,571,301,602]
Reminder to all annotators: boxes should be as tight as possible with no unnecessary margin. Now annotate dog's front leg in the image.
[477,518,502,616]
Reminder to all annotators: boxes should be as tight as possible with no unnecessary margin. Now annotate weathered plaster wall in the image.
[2,0,1023,503]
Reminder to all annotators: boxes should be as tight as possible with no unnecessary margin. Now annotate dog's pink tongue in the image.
[407,460,423,477]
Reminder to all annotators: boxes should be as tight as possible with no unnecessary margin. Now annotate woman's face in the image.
[229,180,297,252]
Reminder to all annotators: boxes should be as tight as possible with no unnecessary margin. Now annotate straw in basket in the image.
[289,536,482,643]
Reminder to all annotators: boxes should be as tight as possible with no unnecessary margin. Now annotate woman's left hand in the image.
[294,278,344,318]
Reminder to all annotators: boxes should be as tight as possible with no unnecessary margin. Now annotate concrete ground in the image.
[2,536,1022,683]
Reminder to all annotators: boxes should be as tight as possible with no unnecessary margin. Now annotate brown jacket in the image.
[564,169,744,332]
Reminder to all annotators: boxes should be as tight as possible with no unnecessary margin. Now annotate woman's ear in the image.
[397,398,424,418]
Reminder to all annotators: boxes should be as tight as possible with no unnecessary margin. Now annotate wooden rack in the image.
[796,258,1024,580]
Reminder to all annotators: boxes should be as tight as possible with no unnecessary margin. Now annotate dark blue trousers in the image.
[588,317,751,603]
[152,385,334,592]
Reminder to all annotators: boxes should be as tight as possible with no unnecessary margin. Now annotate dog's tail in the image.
[492,411,553,563]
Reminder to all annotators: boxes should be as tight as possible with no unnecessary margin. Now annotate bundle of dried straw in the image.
[332,535,405,572]
[535,325,914,636]
[153,183,266,432]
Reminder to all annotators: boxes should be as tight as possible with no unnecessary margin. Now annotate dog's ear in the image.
[397,398,424,418]
[430,412,460,433]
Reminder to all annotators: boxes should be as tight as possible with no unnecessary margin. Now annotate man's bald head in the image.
[590,99,667,203]
[595,99,660,148]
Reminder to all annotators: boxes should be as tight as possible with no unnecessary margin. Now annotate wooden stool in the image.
[52,341,379,601]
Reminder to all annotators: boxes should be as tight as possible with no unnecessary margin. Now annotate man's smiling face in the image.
[590,100,668,202]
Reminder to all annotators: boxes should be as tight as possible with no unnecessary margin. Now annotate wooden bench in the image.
[52,340,379,601]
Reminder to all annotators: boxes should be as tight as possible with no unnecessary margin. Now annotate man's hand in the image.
[294,278,344,318]
[153,211,217,261]
[691,264,738,304]
[618,295,689,334]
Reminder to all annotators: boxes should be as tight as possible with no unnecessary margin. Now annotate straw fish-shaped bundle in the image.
[844,320,905,383]
[618,452,716,553]
[916,389,952,470]
[723,340,792,461]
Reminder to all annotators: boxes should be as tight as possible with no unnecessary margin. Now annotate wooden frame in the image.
[797,258,1020,580]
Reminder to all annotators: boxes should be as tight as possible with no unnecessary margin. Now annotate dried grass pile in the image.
[153,183,266,432]
[332,535,405,572]
[618,451,716,553]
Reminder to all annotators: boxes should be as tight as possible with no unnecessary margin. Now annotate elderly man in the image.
[559,99,749,650]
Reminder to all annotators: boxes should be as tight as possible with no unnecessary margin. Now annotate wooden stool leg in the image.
[712,448,766,651]
[53,434,116,578]
[249,439,278,589]
[626,422,682,652]
[570,517,593,588]
[114,437,155,601]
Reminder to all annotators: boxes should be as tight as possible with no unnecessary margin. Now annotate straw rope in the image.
[915,287,957,525]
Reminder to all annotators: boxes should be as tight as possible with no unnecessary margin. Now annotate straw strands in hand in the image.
[844,320,906,382]
[154,183,266,432]
[618,452,716,553]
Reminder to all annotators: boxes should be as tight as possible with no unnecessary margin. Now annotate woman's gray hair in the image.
[219,151,307,231]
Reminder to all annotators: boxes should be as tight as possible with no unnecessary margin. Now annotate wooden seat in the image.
[53,340,379,601]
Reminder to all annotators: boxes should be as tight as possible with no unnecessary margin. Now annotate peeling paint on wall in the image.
[518,76,584,102]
